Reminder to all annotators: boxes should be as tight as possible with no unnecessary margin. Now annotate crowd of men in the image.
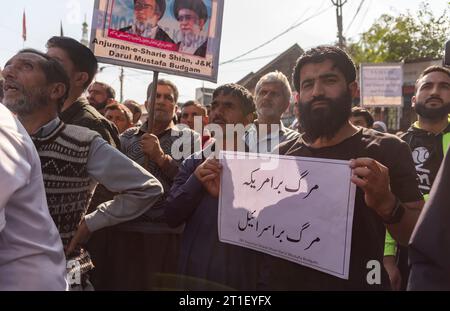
[1,36,449,291]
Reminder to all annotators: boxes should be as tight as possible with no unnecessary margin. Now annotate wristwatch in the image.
[383,198,405,224]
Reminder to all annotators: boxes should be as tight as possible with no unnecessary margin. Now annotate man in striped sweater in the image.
[2,49,163,290]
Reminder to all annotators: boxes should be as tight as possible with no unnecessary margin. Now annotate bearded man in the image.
[263,45,424,290]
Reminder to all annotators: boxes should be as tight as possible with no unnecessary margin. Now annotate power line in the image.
[331,0,348,49]
[354,0,372,36]
[345,0,365,35]
[227,53,281,64]
[220,4,334,66]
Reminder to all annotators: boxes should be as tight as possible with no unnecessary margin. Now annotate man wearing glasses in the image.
[120,0,174,44]
[173,0,209,57]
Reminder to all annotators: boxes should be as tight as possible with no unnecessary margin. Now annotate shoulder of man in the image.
[156,27,175,44]
[121,126,142,140]
[282,126,300,140]
[194,41,208,57]
[276,134,303,155]
[71,101,119,147]
[62,124,101,143]
[119,25,132,32]
[360,127,408,151]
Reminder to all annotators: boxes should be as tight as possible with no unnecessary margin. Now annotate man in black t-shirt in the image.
[264,45,424,290]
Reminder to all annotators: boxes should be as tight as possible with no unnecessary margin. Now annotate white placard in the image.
[360,63,403,107]
[218,151,356,280]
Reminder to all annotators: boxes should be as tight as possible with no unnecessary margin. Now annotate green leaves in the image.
[348,2,450,65]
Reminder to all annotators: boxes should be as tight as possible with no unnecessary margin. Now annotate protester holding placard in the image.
[101,79,200,290]
[165,84,266,290]
[263,46,423,290]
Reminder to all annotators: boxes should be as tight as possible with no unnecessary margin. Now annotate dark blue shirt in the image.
[165,148,266,290]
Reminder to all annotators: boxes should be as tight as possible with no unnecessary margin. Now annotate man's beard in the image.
[154,110,174,124]
[4,86,49,117]
[298,88,352,142]
[180,25,203,47]
[414,99,450,120]
[91,99,108,112]
[257,101,281,121]
[133,18,157,36]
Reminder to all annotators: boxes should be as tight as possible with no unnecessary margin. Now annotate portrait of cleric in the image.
[173,0,210,57]
[118,0,175,44]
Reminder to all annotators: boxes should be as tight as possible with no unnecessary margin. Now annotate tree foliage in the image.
[348,2,450,64]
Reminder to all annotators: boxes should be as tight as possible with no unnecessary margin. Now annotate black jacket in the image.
[408,150,450,290]
[59,97,120,149]
[401,122,450,195]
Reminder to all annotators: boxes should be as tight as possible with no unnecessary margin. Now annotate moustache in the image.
[3,80,23,92]
[305,96,333,108]
[425,96,443,104]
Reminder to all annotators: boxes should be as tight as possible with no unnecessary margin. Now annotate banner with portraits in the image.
[90,0,224,82]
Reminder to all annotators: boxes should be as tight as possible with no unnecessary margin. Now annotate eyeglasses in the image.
[156,93,175,102]
[177,14,197,22]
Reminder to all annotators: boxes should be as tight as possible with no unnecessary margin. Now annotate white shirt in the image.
[245,121,300,154]
[0,205,4,232]
[0,104,67,290]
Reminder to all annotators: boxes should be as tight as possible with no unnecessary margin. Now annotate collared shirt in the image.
[59,97,120,149]
[119,121,201,233]
[32,117,164,233]
[245,121,300,154]
[165,144,265,290]
[0,104,67,290]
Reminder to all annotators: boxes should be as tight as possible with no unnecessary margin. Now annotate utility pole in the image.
[331,0,347,49]
[119,67,124,102]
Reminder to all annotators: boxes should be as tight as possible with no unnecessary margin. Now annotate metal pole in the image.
[147,71,159,134]
[144,71,159,170]
[331,0,347,49]
[119,67,124,102]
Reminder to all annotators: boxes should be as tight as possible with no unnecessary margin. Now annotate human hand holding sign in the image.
[194,157,222,198]
[141,133,166,167]
[350,157,396,220]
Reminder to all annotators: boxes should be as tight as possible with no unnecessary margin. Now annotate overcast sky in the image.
[0,0,448,105]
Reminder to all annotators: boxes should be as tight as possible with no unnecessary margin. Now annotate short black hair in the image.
[146,78,179,103]
[212,83,255,116]
[18,48,70,110]
[415,65,450,92]
[173,0,208,21]
[105,103,133,124]
[293,45,356,92]
[351,106,374,128]
[91,81,116,99]
[46,36,98,89]
[182,100,207,116]
[123,99,142,114]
